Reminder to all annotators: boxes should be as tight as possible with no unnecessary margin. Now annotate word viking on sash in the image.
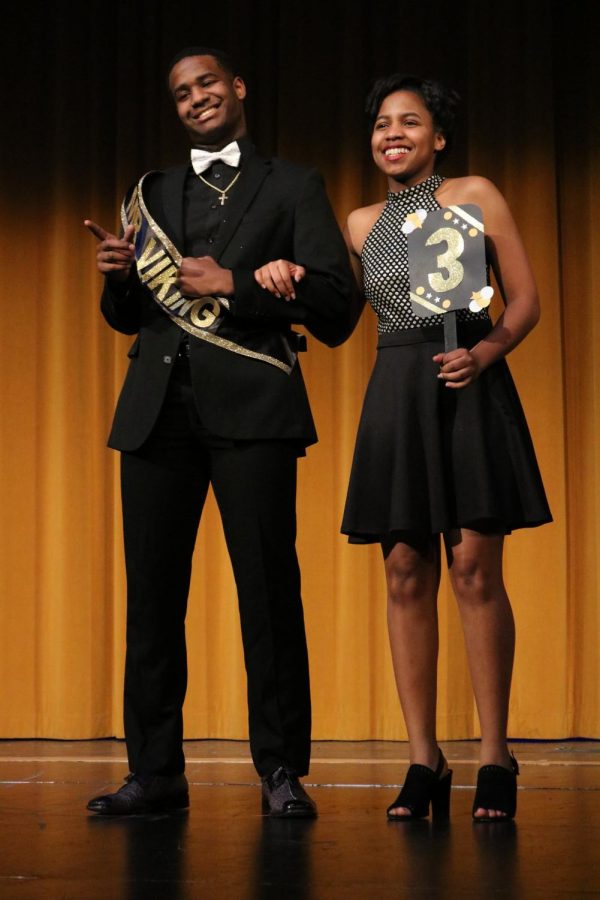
[121,173,296,374]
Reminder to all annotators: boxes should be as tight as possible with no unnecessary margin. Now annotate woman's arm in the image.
[434,177,540,388]
[251,206,375,340]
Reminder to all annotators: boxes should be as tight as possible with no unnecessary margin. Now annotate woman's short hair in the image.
[365,74,460,162]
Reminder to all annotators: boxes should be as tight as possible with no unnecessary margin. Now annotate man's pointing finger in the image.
[84,219,112,241]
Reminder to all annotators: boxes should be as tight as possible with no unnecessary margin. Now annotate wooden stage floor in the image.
[1,739,599,898]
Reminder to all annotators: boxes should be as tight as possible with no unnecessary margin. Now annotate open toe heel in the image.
[387,751,453,821]
[472,752,519,822]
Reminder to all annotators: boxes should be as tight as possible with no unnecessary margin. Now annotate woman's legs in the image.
[445,528,516,818]
[382,533,445,815]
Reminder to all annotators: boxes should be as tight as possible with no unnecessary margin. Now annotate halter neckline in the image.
[386,173,444,205]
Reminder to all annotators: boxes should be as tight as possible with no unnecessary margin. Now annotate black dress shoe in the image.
[261,766,317,818]
[87,773,189,816]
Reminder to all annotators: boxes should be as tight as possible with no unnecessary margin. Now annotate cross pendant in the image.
[219,194,227,206]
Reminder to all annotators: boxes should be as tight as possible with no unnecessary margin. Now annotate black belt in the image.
[377,320,492,349]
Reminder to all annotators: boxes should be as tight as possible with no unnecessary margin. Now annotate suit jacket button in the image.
[163,355,173,364]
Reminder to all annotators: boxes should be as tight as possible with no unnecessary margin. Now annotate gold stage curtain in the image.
[0,0,597,740]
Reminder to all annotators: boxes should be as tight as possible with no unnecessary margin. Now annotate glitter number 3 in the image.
[425,227,465,292]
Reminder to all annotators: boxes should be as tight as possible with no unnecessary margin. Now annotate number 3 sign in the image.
[405,205,493,348]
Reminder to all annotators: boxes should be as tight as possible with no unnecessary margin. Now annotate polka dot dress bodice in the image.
[361,174,491,333]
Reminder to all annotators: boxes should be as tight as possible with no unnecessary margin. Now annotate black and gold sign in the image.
[405,204,493,319]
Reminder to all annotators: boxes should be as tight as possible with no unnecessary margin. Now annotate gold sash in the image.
[121,173,296,374]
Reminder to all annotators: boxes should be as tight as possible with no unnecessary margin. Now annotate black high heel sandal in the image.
[472,753,519,822]
[386,751,453,821]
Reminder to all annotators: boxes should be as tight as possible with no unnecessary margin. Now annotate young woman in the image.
[254,75,551,822]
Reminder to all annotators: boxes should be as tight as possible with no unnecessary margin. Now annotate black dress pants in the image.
[120,356,311,778]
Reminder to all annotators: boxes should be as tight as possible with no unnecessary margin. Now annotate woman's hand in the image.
[433,348,481,389]
[254,260,306,300]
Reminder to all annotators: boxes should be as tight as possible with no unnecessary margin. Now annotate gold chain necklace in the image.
[197,170,241,205]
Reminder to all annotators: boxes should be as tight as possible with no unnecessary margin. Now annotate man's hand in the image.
[176,257,234,298]
[254,260,306,301]
[84,220,135,282]
[433,348,481,389]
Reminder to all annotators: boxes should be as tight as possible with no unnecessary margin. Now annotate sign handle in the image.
[444,311,457,352]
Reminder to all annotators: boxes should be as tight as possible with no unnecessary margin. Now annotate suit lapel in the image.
[214,152,272,262]
[148,151,271,260]
[159,166,188,252]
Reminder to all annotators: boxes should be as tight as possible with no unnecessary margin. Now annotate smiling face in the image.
[371,90,446,190]
[169,54,247,150]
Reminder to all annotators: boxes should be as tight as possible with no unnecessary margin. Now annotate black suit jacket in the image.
[101,145,355,451]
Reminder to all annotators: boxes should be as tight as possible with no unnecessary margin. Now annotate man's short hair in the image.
[166,47,240,80]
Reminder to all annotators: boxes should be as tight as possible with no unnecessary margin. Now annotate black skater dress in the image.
[341,174,552,543]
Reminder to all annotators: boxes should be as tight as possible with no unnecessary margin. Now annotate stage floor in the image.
[1,739,599,898]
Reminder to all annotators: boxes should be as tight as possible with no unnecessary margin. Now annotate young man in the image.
[84,47,354,817]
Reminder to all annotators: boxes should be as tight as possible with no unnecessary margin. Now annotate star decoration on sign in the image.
[469,286,494,312]
[402,209,428,234]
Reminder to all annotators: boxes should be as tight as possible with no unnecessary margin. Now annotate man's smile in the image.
[191,105,220,122]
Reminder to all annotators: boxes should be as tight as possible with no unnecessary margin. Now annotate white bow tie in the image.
[190,141,241,175]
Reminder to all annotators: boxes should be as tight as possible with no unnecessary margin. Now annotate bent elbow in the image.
[528,294,541,331]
